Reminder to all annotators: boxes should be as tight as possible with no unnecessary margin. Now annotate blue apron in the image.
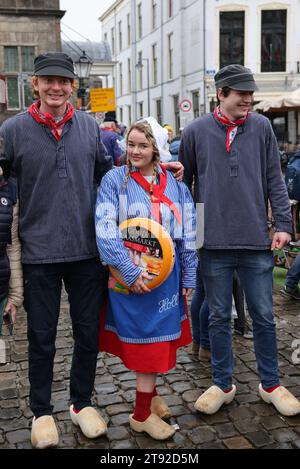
[105,253,186,344]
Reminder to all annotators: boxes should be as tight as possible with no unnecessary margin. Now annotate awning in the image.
[253,88,300,112]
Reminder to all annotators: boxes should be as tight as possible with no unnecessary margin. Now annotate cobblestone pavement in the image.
[1,287,300,450]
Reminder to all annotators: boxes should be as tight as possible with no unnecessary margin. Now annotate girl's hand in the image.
[182,288,193,297]
[130,272,152,294]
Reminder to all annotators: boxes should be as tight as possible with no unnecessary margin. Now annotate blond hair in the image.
[123,120,160,191]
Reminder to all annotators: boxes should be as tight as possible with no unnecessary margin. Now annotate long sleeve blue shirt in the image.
[0,110,112,263]
[179,112,292,250]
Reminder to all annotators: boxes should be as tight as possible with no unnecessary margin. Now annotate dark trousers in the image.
[23,258,108,418]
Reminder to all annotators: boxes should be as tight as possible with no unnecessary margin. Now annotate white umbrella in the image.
[254,88,300,112]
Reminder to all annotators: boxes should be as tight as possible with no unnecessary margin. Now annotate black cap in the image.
[34,52,76,79]
[214,64,258,91]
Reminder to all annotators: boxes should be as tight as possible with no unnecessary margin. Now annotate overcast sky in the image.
[60,0,115,42]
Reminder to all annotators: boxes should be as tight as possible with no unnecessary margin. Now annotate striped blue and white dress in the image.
[95,164,198,372]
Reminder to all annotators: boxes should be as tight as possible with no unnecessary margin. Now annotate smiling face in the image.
[218,88,254,121]
[127,128,155,175]
[32,76,73,116]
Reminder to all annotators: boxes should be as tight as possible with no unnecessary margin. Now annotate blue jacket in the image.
[0,110,112,263]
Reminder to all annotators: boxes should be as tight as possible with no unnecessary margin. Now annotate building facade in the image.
[0,0,65,124]
[101,0,300,144]
[100,0,205,132]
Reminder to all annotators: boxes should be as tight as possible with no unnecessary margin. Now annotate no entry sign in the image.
[179,99,192,112]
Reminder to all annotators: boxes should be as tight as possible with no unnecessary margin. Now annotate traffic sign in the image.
[90,88,115,113]
[179,99,192,112]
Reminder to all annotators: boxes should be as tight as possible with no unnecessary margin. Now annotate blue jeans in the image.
[199,249,279,390]
[285,252,300,290]
[190,263,210,349]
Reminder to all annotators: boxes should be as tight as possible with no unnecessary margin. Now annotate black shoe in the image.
[280,286,300,300]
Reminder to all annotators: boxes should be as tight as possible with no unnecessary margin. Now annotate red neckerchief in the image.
[130,164,182,225]
[28,100,74,141]
[214,106,248,152]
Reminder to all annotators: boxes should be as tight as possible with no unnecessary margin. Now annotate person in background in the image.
[0,153,23,340]
[100,116,123,166]
[169,127,184,162]
[163,124,174,143]
[281,251,300,300]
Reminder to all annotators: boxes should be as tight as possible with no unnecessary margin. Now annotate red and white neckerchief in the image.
[214,106,248,152]
[28,100,74,141]
[130,164,182,225]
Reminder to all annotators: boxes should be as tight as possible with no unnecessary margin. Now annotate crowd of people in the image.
[1,52,300,449]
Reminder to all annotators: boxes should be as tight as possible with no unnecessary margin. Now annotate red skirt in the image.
[99,297,192,373]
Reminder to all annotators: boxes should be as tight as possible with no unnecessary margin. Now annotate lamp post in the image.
[136,57,150,116]
[74,51,93,111]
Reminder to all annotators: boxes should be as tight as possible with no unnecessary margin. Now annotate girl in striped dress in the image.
[95,119,197,440]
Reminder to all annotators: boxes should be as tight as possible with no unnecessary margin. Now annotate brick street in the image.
[1,286,300,450]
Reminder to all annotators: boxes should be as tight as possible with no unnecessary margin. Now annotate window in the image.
[127,14,131,46]
[6,77,19,110]
[137,3,142,39]
[4,45,35,110]
[119,107,123,123]
[104,32,108,42]
[21,46,34,72]
[261,10,286,72]
[152,0,157,30]
[139,101,143,119]
[173,95,180,135]
[219,11,244,68]
[128,58,131,93]
[4,46,19,72]
[111,27,115,55]
[168,0,174,18]
[168,33,174,79]
[152,43,158,85]
[192,91,200,118]
[119,62,123,96]
[118,21,122,52]
[156,99,162,125]
[138,51,143,90]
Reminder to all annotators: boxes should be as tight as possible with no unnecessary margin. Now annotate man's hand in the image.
[271,232,292,251]
[130,272,152,294]
[4,302,17,323]
[163,161,184,181]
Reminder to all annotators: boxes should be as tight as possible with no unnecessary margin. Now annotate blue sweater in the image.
[0,110,112,263]
[179,112,292,249]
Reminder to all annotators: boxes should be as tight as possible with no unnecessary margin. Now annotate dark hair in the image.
[216,86,232,105]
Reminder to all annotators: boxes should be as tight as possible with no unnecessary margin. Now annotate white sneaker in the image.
[258,384,300,416]
[195,385,236,414]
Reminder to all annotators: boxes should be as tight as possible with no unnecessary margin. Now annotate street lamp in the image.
[74,51,93,111]
[136,57,150,116]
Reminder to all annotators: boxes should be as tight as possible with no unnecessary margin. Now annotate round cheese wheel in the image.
[109,217,175,290]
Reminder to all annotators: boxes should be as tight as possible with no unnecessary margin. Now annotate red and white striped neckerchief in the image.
[28,100,74,141]
[213,106,248,152]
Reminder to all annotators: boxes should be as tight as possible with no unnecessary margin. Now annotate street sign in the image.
[90,88,115,113]
[179,98,192,113]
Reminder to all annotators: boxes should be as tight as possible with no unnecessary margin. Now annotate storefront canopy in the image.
[253,88,300,113]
